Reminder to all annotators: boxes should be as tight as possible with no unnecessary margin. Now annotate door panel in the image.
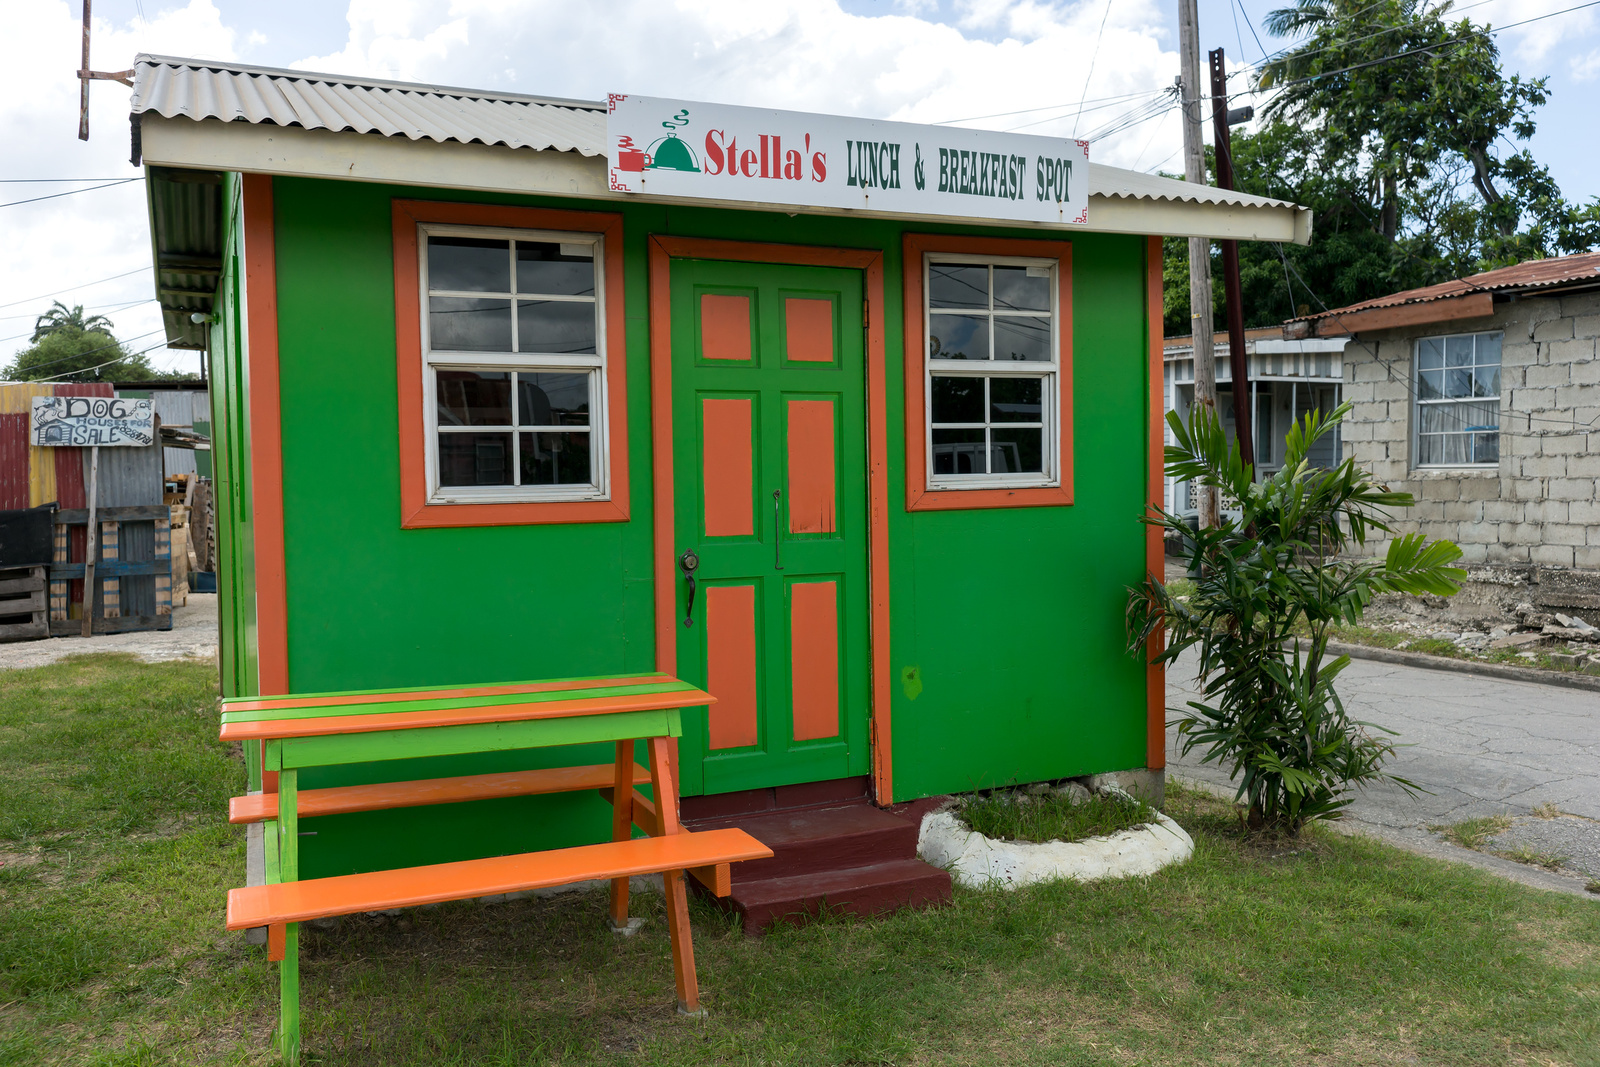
[672,258,868,795]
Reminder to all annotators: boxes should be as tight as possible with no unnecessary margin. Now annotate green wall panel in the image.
[250,177,1153,838]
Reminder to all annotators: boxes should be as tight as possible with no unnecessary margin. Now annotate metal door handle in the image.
[773,490,784,570]
[679,549,699,627]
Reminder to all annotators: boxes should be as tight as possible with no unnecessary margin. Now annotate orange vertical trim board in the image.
[901,233,1074,512]
[647,236,892,802]
[790,581,840,741]
[705,585,759,750]
[242,174,289,696]
[786,399,836,534]
[1145,235,1168,771]
[392,200,629,528]
[700,294,753,361]
[784,297,834,362]
[701,399,755,537]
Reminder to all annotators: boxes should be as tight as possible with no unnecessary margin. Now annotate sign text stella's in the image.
[607,95,1089,226]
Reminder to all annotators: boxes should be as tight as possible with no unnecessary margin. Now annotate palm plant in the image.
[31,301,115,343]
[1129,402,1465,834]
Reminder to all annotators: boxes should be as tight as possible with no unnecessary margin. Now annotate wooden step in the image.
[227,828,772,930]
[229,763,652,824]
[686,802,920,882]
[722,859,952,934]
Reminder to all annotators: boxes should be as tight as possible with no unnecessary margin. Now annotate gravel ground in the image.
[1487,815,1600,880]
[0,593,218,669]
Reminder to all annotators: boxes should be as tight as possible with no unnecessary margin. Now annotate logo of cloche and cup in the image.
[606,94,1089,224]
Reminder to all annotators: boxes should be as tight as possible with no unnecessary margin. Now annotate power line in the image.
[0,268,150,311]
[0,296,156,324]
[1073,0,1115,137]
[934,88,1168,127]
[0,177,143,209]
[7,328,167,375]
[0,177,143,183]
[23,338,173,383]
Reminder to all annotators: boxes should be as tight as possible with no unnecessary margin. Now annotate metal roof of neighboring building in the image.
[1285,251,1600,338]
[132,55,605,155]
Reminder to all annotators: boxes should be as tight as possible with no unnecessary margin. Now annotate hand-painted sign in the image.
[607,95,1089,225]
[30,396,155,447]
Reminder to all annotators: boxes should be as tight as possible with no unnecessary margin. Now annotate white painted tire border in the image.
[917,793,1195,890]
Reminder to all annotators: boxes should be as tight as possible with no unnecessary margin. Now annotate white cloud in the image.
[1464,0,1598,69]
[1573,46,1600,81]
[0,0,237,374]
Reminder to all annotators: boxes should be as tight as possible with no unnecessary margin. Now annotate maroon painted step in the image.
[724,859,951,932]
[683,780,951,935]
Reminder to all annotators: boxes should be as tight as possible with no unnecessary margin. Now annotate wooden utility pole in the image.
[77,1,134,141]
[1178,0,1218,527]
[1209,46,1254,471]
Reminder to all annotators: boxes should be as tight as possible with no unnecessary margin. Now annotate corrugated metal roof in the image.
[132,55,605,155]
[1290,251,1600,325]
[147,166,223,350]
[1086,167,1297,212]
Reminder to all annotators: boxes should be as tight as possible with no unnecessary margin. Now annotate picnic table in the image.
[219,673,771,1063]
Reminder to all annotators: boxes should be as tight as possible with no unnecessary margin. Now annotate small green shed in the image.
[130,54,1309,888]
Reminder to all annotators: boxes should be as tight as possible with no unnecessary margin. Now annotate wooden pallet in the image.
[48,505,173,636]
[0,565,48,643]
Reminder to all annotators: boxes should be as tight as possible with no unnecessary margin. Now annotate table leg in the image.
[647,736,701,1013]
[608,740,634,930]
[278,922,300,1064]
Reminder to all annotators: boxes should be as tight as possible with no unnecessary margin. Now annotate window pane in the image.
[428,236,509,293]
[928,264,988,309]
[932,428,986,474]
[517,300,597,354]
[991,427,1043,473]
[993,315,1050,361]
[1445,368,1472,399]
[929,314,989,360]
[990,377,1043,422]
[993,266,1050,312]
[516,242,595,296]
[438,431,513,486]
[1459,399,1498,432]
[1419,405,1454,435]
[518,372,590,427]
[1473,364,1500,397]
[1416,433,1441,466]
[931,376,984,423]
[436,370,511,426]
[429,296,512,351]
[1445,336,1473,368]
[520,431,592,485]
[1417,338,1444,370]
[1418,369,1443,400]
[1474,432,1499,464]
[1476,333,1501,367]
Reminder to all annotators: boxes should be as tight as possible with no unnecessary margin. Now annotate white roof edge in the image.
[1254,338,1349,354]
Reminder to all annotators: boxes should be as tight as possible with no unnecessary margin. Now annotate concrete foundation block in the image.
[1533,318,1575,342]
[1533,544,1577,568]
[1526,362,1571,388]
[1086,769,1166,808]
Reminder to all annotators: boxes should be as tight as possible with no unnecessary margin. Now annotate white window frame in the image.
[419,224,609,504]
[1411,329,1502,470]
[923,253,1060,490]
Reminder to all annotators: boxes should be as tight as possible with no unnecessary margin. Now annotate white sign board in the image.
[30,396,155,447]
[607,94,1089,225]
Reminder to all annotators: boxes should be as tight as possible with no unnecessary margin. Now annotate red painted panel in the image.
[701,398,753,537]
[701,294,752,361]
[786,400,835,534]
[784,297,834,362]
[0,414,27,510]
[706,584,759,750]
[790,581,839,741]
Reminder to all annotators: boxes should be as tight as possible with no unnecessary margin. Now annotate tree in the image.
[3,326,163,383]
[31,301,115,343]
[1128,403,1465,834]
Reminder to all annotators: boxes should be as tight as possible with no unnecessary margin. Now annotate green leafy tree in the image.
[1128,403,1466,834]
[3,327,162,383]
[30,301,115,343]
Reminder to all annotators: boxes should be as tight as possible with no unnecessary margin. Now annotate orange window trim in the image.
[392,200,630,529]
[647,235,894,803]
[1145,235,1167,771]
[902,233,1075,512]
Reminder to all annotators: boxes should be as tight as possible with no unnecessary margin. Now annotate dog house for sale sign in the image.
[607,94,1090,225]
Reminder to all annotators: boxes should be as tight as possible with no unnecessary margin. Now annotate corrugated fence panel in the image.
[87,441,165,509]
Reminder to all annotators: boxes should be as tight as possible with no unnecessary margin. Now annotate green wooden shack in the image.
[131,54,1309,920]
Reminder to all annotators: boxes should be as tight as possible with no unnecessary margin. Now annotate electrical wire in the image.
[1073,0,1115,137]
[0,296,157,324]
[0,268,151,312]
[8,328,168,376]
[0,177,143,209]
[23,338,174,383]
[0,177,144,183]
[933,88,1168,127]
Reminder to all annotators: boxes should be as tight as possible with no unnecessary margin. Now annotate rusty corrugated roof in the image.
[1288,251,1600,326]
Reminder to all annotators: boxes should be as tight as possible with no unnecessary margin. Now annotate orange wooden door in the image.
[670,258,869,795]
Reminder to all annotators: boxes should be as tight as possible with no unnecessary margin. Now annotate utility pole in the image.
[76,1,134,142]
[1178,0,1218,528]
[1209,46,1254,472]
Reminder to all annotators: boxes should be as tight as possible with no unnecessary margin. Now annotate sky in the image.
[2,0,1596,377]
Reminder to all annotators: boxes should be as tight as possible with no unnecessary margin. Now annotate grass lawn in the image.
[2,654,1598,1066]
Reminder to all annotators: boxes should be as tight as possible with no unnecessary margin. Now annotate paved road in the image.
[1166,647,1600,891]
